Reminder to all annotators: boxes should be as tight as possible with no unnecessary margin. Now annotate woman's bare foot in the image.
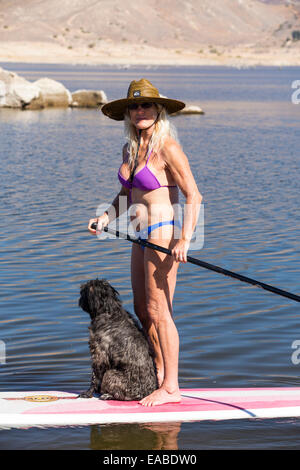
[139,387,181,407]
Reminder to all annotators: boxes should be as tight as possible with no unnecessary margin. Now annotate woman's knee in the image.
[146,298,173,326]
[134,299,161,331]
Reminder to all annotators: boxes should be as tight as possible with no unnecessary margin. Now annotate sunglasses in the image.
[128,102,154,111]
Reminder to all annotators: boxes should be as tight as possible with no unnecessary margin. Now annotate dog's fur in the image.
[78,279,158,400]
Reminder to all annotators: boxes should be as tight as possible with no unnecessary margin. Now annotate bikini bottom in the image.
[135,220,181,250]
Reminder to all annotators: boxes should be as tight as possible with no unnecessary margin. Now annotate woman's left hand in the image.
[171,239,189,263]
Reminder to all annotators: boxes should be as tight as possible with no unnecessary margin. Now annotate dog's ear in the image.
[99,279,120,300]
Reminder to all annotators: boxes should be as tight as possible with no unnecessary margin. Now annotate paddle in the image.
[91,223,300,303]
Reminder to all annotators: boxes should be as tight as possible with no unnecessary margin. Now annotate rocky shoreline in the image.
[0,66,107,110]
[0,66,204,114]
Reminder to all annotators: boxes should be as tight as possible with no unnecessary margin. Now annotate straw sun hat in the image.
[101,78,185,121]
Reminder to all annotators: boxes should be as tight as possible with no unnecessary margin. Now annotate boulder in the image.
[26,78,72,109]
[175,105,205,115]
[160,94,204,116]
[71,89,108,108]
[0,67,40,108]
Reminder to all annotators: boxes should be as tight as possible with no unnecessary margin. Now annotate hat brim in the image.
[101,96,185,121]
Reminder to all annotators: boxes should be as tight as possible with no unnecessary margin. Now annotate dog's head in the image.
[78,279,121,320]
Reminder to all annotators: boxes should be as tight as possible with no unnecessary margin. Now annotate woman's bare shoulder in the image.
[161,136,183,161]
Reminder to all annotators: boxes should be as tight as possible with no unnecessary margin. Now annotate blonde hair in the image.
[124,104,179,171]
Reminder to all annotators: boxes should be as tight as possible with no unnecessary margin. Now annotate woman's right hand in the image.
[88,213,109,235]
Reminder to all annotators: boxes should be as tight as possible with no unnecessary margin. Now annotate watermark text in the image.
[291,340,300,365]
[291,80,300,104]
[95,198,204,251]
[0,341,6,365]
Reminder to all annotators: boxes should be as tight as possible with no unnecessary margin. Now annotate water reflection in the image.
[0,107,73,123]
[90,422,181,450]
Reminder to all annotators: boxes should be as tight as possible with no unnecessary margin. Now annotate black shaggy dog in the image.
[78,279,158,401]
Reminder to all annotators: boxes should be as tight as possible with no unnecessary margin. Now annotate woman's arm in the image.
[88,145,131,234]
[88,184,130,234]
[162,138,202,261]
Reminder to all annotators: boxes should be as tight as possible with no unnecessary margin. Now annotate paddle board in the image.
[1,387,300,429]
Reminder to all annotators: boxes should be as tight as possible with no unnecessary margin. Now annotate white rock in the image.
[176,105,205,115]
[32,78,72,108]
[159,95,204,115]
[0,67,40,108]
[71,89,108,108]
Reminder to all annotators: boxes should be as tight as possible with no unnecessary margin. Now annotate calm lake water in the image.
[0,63,299,450]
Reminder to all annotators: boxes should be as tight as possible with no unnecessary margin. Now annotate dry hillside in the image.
[0,0,299,65]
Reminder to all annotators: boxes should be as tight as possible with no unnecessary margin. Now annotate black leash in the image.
[129,129,142,183]
[129,113,160,182]
[91,224,300,303]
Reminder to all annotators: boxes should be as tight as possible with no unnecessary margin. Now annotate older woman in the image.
[88,79,202,406]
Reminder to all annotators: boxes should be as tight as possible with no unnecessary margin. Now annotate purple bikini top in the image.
[118,149,177,192]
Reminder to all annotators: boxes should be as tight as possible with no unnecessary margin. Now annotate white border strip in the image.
[1,406,300,429]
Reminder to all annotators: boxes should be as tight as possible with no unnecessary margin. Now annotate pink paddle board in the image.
[1,387,300,429]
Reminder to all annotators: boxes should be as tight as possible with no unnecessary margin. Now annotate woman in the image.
[88,79,202,406]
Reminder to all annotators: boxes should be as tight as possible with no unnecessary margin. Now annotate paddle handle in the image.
[89,223,300,303]
[90,222,171,254]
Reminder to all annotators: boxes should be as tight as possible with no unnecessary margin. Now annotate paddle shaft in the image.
[91,223,300,303]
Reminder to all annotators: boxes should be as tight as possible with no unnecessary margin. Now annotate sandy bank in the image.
[1,41,300,67]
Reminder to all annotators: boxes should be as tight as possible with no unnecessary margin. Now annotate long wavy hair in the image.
[124,104,179,171]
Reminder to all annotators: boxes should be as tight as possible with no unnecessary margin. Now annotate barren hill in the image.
[0,0,299,65]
